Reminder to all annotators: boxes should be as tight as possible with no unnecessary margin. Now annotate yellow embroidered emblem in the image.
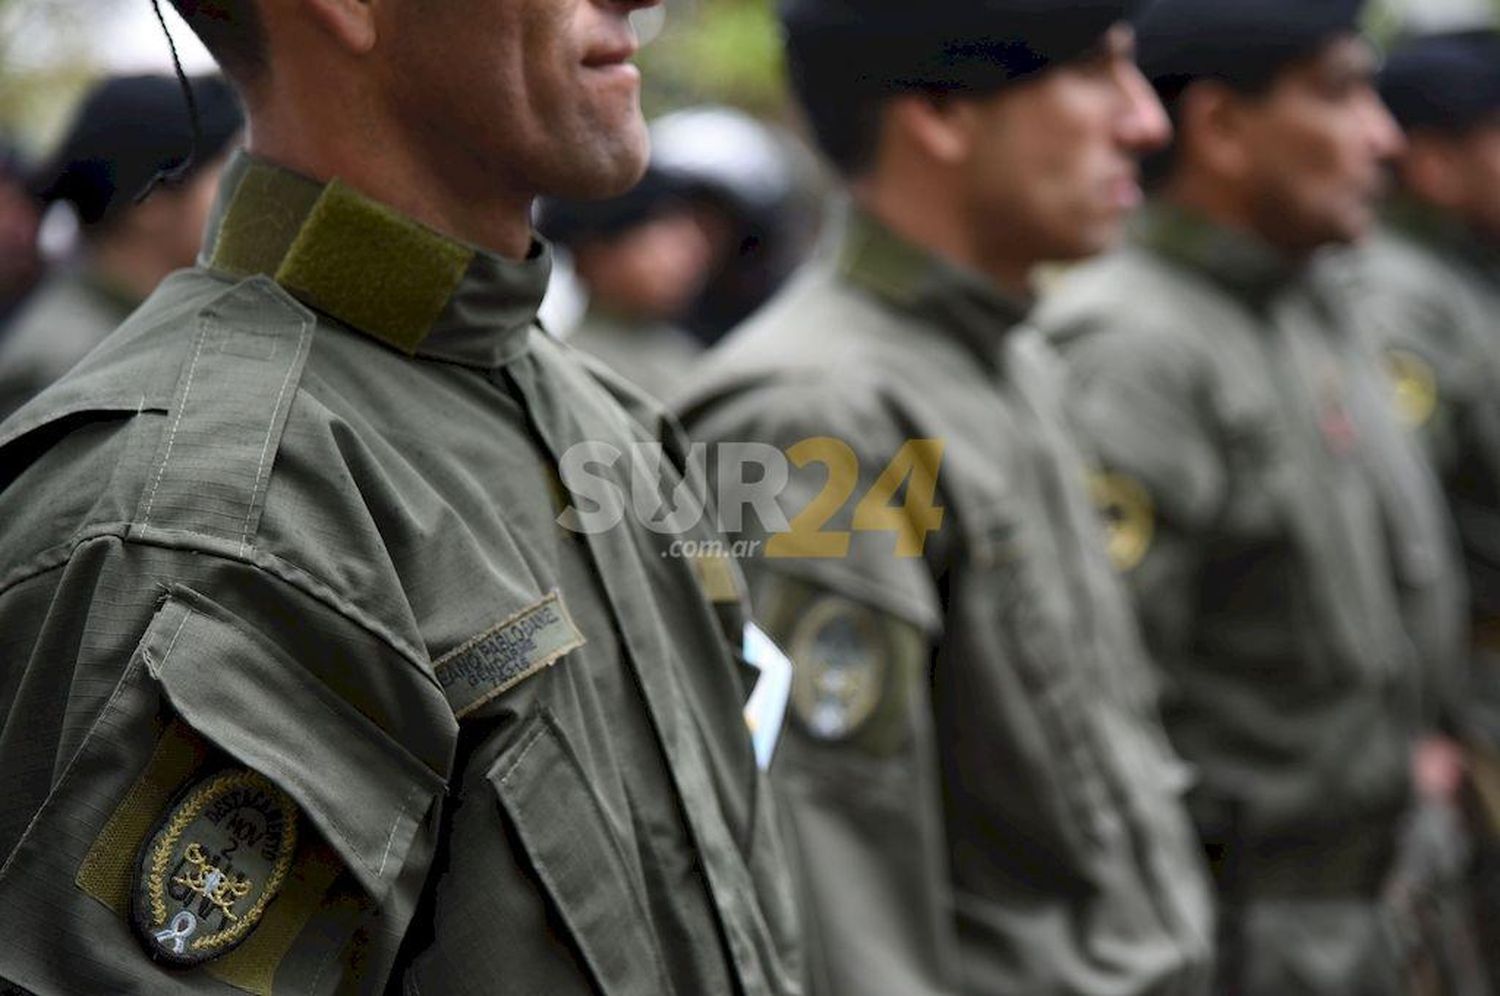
[131,768,298,966]
[1090,472,1154,572]
[1385,349,1438,429]
[173,843,253,921]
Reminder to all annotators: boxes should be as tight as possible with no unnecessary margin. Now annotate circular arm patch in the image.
[131,768,299,967]
[1384,348,1439,429]
[1089,471,1155,572]
[788,596,889,741]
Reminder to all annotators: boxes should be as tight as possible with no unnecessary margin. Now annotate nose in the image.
[1365,91,1406,163]
[1117,63,1172,153]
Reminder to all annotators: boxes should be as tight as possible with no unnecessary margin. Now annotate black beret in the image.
[35,74,243,227]
[1137,0,1365,97]
[536,168,693,248]
[780,0,1148,96]
[1381,30,1500,133]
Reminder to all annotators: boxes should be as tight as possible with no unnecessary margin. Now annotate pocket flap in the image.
[143,587,447,904]
[488,709,672,996]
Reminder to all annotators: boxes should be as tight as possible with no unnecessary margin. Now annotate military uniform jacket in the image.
[565,309,703,402]
[0,154,802,995]
[679,209,1214,996]
[1040,206,1464,865]
[1354,203,1500,745]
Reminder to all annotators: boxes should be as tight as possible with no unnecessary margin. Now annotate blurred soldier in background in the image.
[0,74,242,420]
[681,1,1215,993]
[649,106,818,347]
[0,139,42,331]
[1356,26,1500,986]
[1040,1,1477,992]
[538,165,711,397]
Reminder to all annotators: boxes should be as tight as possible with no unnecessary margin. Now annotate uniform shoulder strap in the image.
[132,275,314,558]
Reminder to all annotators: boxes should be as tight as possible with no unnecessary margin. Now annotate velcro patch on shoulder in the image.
[434,591,586,718]
[131,767,299,967]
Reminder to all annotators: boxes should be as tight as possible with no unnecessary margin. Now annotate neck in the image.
[1165,169,1308,262]
[246,89,535,261]
[852,171,1035,300]
[88,235,176,304]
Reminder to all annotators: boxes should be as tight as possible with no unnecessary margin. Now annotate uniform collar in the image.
[1134,202,1303,307]
[200,152,551,369]
[836,205,1031,369]
[1386,195,1500,287]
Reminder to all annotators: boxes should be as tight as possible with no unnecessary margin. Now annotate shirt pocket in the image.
[486,706,675,996]
[0,585,449,996]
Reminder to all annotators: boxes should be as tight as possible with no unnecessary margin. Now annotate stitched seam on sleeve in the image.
[141,321,210,528]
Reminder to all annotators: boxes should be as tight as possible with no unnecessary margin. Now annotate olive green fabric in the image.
[565,309,703,401]
[1351,199,1500,991]
[0,152,803,995]
[0,265,139,420]
[679,207,1214,996]
[1040,204,1466,994]
[1352,201,1500,745]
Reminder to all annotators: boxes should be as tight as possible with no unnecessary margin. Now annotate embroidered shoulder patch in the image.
[131,768,298,966]
[1385,348,1439,429]
[434,590,587,718]
[1090,471,1154,572]
[788,597,888,741]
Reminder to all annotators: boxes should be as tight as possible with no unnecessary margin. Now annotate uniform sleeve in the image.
[0,535,455,996]
[684,380,956,996]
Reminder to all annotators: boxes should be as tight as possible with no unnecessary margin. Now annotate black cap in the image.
[1381,30,1500,133]
[34,74,242,227]
[1137,0,1365,97]
[536,168,693,248]
[780,0,1147,97]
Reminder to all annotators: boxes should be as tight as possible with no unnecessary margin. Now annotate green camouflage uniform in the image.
[1040,204,1466,995]
[0,266,139,420]
[0,153,803,995]
[679,207,1215,996]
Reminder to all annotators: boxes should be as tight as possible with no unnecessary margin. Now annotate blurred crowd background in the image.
[0,0,1496,365]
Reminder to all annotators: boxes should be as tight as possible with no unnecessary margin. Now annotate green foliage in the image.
[639,0,789,118]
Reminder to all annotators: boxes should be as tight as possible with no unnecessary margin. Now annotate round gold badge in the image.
[1385,349,1438,429]
[1090,472,1155,572]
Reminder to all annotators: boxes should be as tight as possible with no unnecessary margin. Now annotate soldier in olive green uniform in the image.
[679,2,1215,993]
[0,1,803,993]
[0,75,242,420]
[1356,28,1500,985]
[1039,3,1469,992]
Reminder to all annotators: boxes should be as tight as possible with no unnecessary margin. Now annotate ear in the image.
[298,0,378,54]
[886,93,974,167]
[1177,82,1252,181]
[1401,134,1464,211]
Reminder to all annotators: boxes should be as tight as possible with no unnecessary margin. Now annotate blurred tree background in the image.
[2,0,1499,157]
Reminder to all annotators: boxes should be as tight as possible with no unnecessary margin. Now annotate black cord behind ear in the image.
[135,0,204,204]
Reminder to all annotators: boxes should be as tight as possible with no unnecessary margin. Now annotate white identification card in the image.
[742,622,793,771]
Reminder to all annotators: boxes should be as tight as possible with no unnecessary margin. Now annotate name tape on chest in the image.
[434,591,587,718]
